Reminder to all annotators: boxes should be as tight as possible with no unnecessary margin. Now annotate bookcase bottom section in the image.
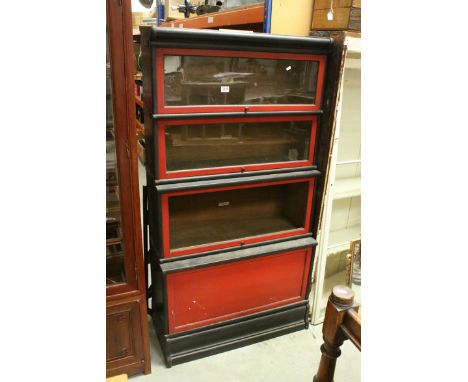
[154,301,309,367]
[106,295,150,377]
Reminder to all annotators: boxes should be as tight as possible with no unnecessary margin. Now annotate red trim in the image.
[161,193,170,259]
[160,177,315,258]
[165,161,311,179]
[166,248,312,333]
[309,116,318,164]
[167,177,311,197]
[156,48,327,114]
[157,115,318,179]
[169,228,306,258]
[157,123,167,179]
[300,247,313,296]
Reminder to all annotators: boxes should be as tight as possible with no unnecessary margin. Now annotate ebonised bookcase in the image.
[140,26,340,367]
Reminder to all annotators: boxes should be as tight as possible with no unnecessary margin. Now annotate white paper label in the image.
[221,86,230,93]
[179,23,184,28]
[218,201,230,207]
[208,16,214,23]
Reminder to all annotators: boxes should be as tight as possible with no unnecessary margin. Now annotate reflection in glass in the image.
[165,120,311,172]
[168,181,310,250]
[164,55,319,106]
[106,31,126,285]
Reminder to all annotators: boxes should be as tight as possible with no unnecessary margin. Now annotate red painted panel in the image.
[157,115,318,179]
[160,177,315,258]
[166,248,312,333]
[155,48,327,114]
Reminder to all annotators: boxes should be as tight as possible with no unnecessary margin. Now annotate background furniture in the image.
[309,31,361,325]
[140,27,341,367]
[160,2,265,31]
[135,0,324,37]
[106,0,151,377]
[311,0,361,32]
[313,285,361,382]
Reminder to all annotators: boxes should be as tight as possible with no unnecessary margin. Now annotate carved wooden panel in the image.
[106,300,145,376]
[107,309,133,361]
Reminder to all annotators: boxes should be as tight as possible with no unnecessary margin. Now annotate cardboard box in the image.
[311,0,361,31]
[132,12,151,27]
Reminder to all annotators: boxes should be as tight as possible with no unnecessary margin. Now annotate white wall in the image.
[271,0,314,36]
[131,0,155,13]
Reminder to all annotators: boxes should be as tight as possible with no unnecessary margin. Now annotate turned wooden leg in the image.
[313,285,355,382]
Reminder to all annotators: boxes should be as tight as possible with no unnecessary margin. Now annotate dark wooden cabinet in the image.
[106,298,147,376]
[140,27,338,367]
[106,0,150,377]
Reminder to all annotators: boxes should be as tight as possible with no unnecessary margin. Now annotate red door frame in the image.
[160,177,315,258]
[166,247,313,333]
[155,48,327,114]
[157,115,318,179]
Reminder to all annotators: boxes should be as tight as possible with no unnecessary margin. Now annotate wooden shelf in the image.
[106,237,122,246]
[345,34,361,54]
[333,176,361,200]
[136,120,144,134]
[170,216,297,250]
[328,224,360,253]
[159,4,264,29]
[135,96,144,108]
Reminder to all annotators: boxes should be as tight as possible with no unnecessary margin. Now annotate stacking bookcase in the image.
[140,26,337,366]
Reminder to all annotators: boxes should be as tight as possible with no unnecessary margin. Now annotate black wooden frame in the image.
[140,27,342,367]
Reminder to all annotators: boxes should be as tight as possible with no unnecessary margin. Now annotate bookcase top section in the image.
[140,26,334,54]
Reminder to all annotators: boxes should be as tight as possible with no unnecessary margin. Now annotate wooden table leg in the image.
[313,285,355,382]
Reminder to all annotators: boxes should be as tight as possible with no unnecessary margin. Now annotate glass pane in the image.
[106,30,126,285]
[165,120,311,172]
[164,54,319,106]
[168,181,309,250]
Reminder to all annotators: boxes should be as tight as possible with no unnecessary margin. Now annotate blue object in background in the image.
[157,2,164,25]
[263,0,272,33]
